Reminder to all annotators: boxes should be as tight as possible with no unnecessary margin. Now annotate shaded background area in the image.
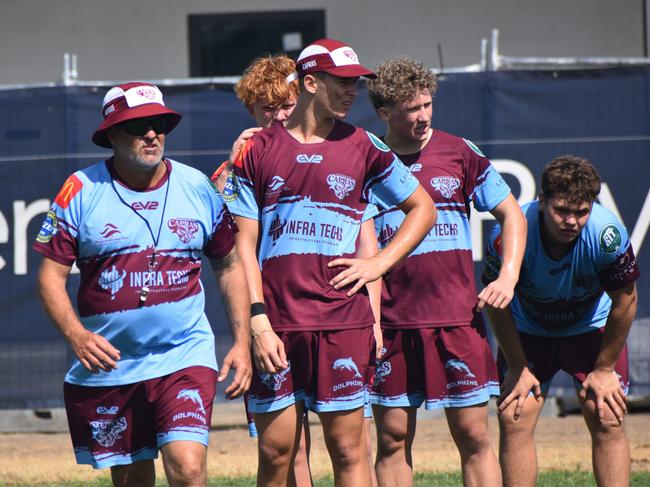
[0,67,648,408]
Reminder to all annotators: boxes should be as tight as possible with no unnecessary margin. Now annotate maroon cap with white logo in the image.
[92,82,182,148]
[295,39,376,79]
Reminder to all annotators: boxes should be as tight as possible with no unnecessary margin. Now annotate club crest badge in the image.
[431,176,461,199]
[327,174,356,200]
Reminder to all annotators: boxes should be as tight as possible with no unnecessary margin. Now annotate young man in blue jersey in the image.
[34,82,252,487]
[483,155,640,487]
[227,39,435,486]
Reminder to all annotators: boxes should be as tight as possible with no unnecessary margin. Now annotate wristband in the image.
[209,160,229,182]
[251,302,267,317]
[251,309,273,338]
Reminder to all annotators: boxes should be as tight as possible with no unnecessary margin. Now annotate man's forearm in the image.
[493,195,526,282]
[486,306,528,369]
[378,186,436,273]
[595,286,637,370]
[37,260,85,342]
[212,250,251,346]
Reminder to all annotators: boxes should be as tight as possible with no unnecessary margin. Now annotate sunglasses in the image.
[121,117,170,136]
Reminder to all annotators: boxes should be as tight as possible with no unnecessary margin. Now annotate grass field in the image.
[1,403,648,486]
[3,472,650,487]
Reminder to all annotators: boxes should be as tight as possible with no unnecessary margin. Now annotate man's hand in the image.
[251,314,288,374]
[497,366,541,420]
[69,328,121,374]
[579,368,627,424]
[477,274,517,311]
[218,342,252,400]
[327,256,386,297]
[229,127,263,167]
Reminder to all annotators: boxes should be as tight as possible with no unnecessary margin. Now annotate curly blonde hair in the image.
[367,57,437,109]
[235,54,300,109]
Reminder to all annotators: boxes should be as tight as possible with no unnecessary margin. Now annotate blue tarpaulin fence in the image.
[1,67,648,408]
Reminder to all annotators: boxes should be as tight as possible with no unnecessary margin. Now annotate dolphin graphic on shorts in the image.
[333,357,362,378]
[177,389,206,414]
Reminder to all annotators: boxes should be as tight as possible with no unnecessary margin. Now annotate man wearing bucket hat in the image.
[226,39,436,486]
[33,82,252,486]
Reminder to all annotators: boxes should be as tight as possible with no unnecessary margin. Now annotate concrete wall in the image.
[0,0,645,84]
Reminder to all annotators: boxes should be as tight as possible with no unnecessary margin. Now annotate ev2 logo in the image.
[296,154,323,164]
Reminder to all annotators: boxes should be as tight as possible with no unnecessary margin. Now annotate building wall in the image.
[0,0,645,85]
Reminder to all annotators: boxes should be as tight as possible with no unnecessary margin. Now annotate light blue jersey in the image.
[34,159,237,386]
[483,201,639,337]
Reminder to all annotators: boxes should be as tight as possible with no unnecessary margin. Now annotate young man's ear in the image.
[377,106,391,123]
[302,74,319,95]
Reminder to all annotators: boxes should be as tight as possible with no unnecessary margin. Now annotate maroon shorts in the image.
[497,328,629,395]
[248,327,375,414]
[63,366,217,469]
[370,324,499,409]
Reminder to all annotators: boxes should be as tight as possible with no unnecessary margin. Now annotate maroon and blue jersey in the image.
[374,130,510,328]
[226,120,418,331]
[483,201,640,337]
[33,159,236,386]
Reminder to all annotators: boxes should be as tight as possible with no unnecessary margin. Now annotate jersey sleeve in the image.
[223,138,261,220]
[202,175,238,260]
[32,173,83,266]
[595,218,640,292]
[481,223,503,285]
[462,139,510,212]
[361,131,419,207]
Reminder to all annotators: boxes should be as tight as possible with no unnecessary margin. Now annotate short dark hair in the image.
[541,155,601,205]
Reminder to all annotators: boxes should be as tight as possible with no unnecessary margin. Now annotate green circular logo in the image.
[366,131,391,152]
[599,224,622,254]
[463,138,485,157]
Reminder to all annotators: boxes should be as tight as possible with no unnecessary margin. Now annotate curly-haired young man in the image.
[484,155,639,487]
[368,57,532,487]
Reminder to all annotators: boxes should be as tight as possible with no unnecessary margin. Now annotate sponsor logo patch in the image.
[36,209,58,243]
[366,131,391,152]
[98,265,127,300]
[222,173,239,202]
[431,176,461,198]
[327,173,356,200]
[268,175,285,192]
[96,406,119,415]
[100,223,121,239]
[54,174,83,209]
[296,154,323,164]
[131,201,159,211]
[168,218,200,244]
[409,163,423,172]
[268,214,286,243]
[599,224,622,254]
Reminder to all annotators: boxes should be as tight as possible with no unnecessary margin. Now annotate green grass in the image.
[6,471,650,487]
